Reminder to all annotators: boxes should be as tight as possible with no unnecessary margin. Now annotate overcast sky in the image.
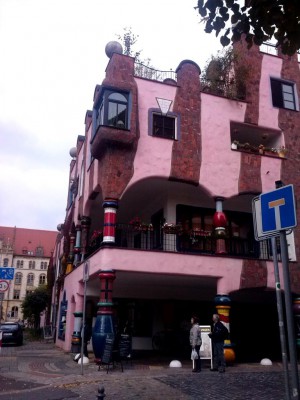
[0,0,222,231]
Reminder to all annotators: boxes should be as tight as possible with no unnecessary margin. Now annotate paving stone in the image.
[0,340,297,400]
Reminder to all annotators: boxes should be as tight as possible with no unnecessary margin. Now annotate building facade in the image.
[52,38,300,362]
[0,226,57,323]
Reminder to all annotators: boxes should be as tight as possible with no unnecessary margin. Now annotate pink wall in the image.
[200,94,246,197]
[129,79,177,188]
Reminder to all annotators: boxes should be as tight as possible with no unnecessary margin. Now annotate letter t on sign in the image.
[269,198,285,231]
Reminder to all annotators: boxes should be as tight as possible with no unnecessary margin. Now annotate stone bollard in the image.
[96,385,106,400]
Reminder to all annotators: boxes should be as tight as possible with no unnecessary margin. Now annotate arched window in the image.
[40,262,48,270]
[11,306,18,318]
[3,258,9,267]
[39,274,46,285]
[15,273,22,285]
[27,273,34,286]
[94,89,129,136]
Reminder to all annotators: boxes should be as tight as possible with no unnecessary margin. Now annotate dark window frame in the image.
[270,78,298,111]
[92,87,131,139]
[148,108,180,140]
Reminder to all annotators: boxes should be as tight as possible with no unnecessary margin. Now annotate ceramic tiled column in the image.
[102,199,118,244]
[213,197,227,254]
[92,270,116,363]
[214,294,235,364]
[66,231,76,274]
[80,216,91,261]
[73,224,82,266]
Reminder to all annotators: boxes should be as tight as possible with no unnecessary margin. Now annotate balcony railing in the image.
[260,42,300,63]
[134,62,177,82]
[88,224,281,261]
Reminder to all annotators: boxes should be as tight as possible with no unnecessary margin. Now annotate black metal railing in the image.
[134,62,177,82]
[88,224,281,261]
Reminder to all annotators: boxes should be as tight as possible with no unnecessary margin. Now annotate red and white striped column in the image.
[213,197,227,254]
[102,199,118,244]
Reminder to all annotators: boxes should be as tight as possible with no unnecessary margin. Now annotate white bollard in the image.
[260,358,272,366]
[78,356,89,365]
[169,360,182,368]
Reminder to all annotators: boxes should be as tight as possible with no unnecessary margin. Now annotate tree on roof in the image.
[116,27,158,79]
[195,0,300,56]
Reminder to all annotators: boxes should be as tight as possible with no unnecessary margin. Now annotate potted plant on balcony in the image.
[162,222,183,235]
[277,146,287,158]
[90,230,103,249]
[129,217,153,232]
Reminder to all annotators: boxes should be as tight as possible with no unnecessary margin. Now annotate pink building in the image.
[52,39,300,362]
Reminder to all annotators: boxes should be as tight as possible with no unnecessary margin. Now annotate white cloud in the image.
[0,0,222,230]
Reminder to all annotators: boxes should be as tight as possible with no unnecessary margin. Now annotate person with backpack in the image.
[208,313,228,373]
[189,315,202,372]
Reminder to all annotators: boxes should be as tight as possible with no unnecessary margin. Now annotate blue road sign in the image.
[0,268,15,280]
[260,184,297,234]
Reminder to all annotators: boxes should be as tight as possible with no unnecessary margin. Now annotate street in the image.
[0,340,291,399]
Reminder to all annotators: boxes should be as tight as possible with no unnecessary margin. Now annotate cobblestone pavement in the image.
[0,340,295,399]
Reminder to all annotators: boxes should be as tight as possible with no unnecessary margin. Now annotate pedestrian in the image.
[189,315,202,372]
[208,313,228,373]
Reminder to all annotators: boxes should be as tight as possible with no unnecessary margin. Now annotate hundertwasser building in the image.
[51,37,300,363]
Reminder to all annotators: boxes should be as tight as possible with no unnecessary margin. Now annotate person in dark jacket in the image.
[189,315,202,372]
[208,314,227,373]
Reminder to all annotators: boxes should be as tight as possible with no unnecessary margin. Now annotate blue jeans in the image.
[212,342,225,371]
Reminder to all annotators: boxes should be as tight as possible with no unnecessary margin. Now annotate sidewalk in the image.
[0,340,290,399]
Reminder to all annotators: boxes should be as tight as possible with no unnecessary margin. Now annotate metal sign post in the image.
[271,237,290,400]
[280,231,299,399]
[81,260,89,375]
[252,184,299,399]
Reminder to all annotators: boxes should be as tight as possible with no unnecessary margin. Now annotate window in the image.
[271,78,297,111]
[79,162,84,197]
[148,110,180,140]
[36,246,44,256]
[39,274,46,285]
[93,89,130,137]
[27,273,34,286]
[13,290,20,300]
[40,262,47,270]
[11,306,18,318]
[3,258,9,267]
[15,273,22,285]
[29,261,35,269]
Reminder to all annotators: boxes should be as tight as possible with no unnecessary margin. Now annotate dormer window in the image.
[36,246,44,256]
[94,89,130,138]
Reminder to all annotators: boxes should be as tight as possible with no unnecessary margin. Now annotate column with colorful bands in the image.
[215,294,236,364]
[103,199,118,243]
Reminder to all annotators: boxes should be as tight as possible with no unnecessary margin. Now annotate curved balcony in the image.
[88,223,280,261]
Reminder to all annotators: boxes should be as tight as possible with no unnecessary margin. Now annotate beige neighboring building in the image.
[0,226,57,322]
